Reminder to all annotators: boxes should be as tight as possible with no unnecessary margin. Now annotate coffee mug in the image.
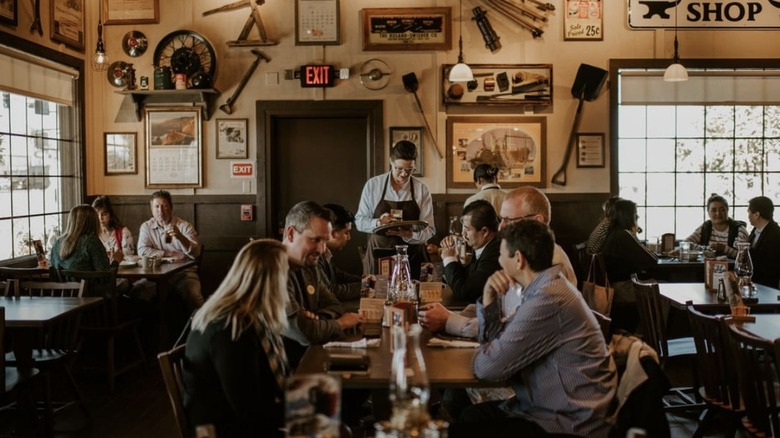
[141,256,151,269]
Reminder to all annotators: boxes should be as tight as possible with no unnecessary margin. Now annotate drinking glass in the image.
[679,241,690,261]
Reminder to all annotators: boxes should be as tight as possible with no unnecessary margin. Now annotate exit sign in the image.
[299,64,336,88]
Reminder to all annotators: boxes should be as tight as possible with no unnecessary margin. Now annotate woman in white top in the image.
[464,164,505,215]
[684,193,748,259]
[92,195,135,261]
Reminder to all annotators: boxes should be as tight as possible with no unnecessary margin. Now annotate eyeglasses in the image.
[392,165,416,175]
[499,213,538,224]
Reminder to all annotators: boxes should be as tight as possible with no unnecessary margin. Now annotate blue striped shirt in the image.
[474,265,617,437]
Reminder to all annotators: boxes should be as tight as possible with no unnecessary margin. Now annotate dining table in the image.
[649,256,734,283]
[729,313,780,340]
[658,282,780,312]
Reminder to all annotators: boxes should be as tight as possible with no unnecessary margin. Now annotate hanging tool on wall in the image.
[30,0,42,35]
[402,72,443,160]
[483,0,548,38]
[219,49,270,114]
[203,0,278,47]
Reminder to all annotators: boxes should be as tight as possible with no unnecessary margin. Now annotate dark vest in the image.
[699,219,744,249]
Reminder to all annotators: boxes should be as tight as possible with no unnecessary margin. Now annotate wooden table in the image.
[658,282,780,312]
[650,257,733,283]
[731,314,780,340]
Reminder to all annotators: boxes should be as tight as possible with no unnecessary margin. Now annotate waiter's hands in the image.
[377,212,397,226]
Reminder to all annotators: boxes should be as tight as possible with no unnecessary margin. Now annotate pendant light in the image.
[663,4,688,82]
[91,3,109,71]
[449,0,474,82]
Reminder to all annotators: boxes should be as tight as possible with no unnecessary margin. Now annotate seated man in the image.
[440,200,501,303]
[451,220,617,438]
[319,203,363,305]
[282,201,363,365]
[746,195,780,288]
[137,190,203,312]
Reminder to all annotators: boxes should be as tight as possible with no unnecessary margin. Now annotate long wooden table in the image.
[731,314,780,340]
[658,282,780,312]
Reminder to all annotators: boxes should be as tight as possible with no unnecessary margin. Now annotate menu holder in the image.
[378,256,394,277]
[704,258,729,291]
[661,233,676,255]
[419,282,443,304]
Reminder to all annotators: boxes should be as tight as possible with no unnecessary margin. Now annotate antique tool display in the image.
[359,59,392,91]
[443,64,552,106]
[219,49,270,114]
[153,30,217,83]
[30,0,42,35]
[402,73,443,160]
[202,0,278,47]
[483,0,552,38]
[551,64,608,186]
[122,31,148,57]
[472,7,501,52]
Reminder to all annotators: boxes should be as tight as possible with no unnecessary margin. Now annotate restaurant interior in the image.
[1,0,779,437]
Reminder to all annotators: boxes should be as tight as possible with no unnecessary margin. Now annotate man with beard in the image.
[282,201,363,366]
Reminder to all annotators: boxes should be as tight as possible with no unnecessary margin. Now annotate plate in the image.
[119,260,137,267]
[372,220,429,236]
[161,257,176,263]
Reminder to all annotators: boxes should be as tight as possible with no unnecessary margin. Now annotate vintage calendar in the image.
[296,0,340,45]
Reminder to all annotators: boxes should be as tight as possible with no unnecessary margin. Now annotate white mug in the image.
[141,256,151,269]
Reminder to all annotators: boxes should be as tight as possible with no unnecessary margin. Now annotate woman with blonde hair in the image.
[51,204,122,272]
[183,239,290,438]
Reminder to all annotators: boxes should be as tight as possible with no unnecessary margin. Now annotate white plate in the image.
[161,257,176,263]
[119,260,137,267]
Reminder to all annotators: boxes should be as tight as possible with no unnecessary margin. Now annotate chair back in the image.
[17,280,86,355]
[56,268,119,327]
[630,274,668,358]
[0,267,51,296]
[17,280,85,298]
[725,322,780,436]
[158,344,191,438]
[685,302,741,410]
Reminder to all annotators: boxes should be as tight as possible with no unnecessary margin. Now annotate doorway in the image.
[256,100,384,275]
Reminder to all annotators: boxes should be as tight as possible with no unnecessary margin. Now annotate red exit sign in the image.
[299,64,336,88]
[231,163,254,177]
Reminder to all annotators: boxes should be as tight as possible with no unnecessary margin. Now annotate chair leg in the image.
[64,365,90,420]
[692,407,715,438]
[133,328,149,371]
[107,335,115,394]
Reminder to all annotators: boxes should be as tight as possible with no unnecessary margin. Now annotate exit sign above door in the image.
[299,64,336,87]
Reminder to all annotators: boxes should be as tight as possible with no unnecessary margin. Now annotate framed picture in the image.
[0,0,18,26]
[361,7,452,51]
[295,0,340,45]
[389,126,423,177]
[144,107,202,188]
[442,64,552,106]
[50,0,85,51]
[103,0,159,25]
[216,119,248,159]
[446,117,547,189]
[564,0,603,41]
[104,132,137,175]
[576,133,605,168]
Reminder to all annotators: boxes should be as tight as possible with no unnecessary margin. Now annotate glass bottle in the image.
[389,324,431,435]
[390,245,414,302]
[734,241,755,298]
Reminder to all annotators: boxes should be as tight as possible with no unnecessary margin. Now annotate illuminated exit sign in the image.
[299,64,336,88]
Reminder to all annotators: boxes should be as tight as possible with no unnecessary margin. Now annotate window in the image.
[612,60,780,241]
[0,44,84,261]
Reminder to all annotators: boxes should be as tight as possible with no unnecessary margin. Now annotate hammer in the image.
[219,49,270,114]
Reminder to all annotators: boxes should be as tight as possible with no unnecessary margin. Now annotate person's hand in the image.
[418,303,451,333]
[426,243,440,255]
[440,235,459,249]
[378,212,396,226]
[337,313,364,330]
[110,248,124,263]
[483,270,516,306]
[712,242,726,252]
[303,310,320,321]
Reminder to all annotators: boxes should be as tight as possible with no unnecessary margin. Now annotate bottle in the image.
[389,324,431,434]
[717,278,727,302]
[734,241,755,298]
[390,245,414,302]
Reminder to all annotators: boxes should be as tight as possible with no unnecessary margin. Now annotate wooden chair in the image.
[158,344,191,438]
[0,266,51,296]
[1,307,40,395]
[725,321,780,437]
[630,275,703,413]
[685,302,743,438]
[57,267,148,393]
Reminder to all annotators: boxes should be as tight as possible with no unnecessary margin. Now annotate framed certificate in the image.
[576,133,604,168]
[362,7,452,51]
[296,0,340,46]
[50,0,85,51]
[103,0,159,25]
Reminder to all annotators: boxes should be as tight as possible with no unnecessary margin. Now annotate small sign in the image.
[230,161,254,179]
[299,64,336,88]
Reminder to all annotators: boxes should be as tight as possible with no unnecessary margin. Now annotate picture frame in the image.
[576,133,605,168]
[0,0,18,26]
[389,126,424,176]
[145,107,203,188]
[295,0,340,45]
[104,132,138,175]
[564,0,603,41]
[216,119,248,159]
[442,64,552,106]
[361,7,452,51]
[103,0,159,25]
[50,0,85,51]
[446,117,547,189]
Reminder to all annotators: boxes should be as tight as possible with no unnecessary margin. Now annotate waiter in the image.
[355,140,435,279]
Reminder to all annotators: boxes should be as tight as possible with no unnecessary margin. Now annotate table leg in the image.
[11,329,46,438]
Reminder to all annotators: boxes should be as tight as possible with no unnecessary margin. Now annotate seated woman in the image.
[586,195,621,255]
[183,239,289,438]
[92,195,135,261]
[463,163,506,214]
[684,193,748,259]
[601,199,658,332]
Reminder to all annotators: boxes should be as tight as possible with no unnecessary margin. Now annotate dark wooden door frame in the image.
[255,100,384,237]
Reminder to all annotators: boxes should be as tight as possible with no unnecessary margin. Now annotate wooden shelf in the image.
[115,89,221,121]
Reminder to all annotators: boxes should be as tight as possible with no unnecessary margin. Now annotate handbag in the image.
[582,254,614,316]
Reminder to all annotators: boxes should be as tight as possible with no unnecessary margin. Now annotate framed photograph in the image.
[50,0,85,51]
[389,126,423,176]
[446,117,547,189]
[564,0,603,41]
[103,0,159,25]
[576,133,604,168]
[216,119,248,159]
[295,0,340,45]
[0,0,18,26]
[104,132,137,175]
[144,107,202,188]
[362,7,452,51]
[442,64,552,106]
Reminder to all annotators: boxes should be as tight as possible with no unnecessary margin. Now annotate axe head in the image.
[402,73,419,93]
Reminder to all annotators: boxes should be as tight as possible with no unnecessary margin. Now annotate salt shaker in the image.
[717,278,727,302]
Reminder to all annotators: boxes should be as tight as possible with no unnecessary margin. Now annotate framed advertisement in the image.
[50,0,85,51]
[389,126,424,177]
[576,133,604,168]
[103,0,159,25]
[0,0,17,26]
[564,0,603,41]
[216,119,248,159]
[104,132,137,175]
[295,0,340,45]
[144,107,202,188]
[361,7,452,51]
[446,117,547,189]
[442,64,552,106]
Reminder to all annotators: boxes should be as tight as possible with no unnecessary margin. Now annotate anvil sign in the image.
[628,0,780,28]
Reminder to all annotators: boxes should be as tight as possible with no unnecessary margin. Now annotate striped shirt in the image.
[473,265,617,437]
[686,223,748,259]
